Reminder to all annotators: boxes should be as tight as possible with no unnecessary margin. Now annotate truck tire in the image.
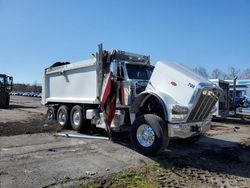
[47,107,56,122]
[0,92,9,107]
[57,105,70,129]
[130,114,169,155]
[70,105,84,131]
[0,93,4,107]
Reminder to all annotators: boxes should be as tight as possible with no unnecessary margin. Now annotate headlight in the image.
[172,105,189,114]
[171,105,189,122]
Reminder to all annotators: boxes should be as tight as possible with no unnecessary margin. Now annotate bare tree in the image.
[221,73,229,80]
[240,68,250,79]
[211,68,230,80]
[227,66,240,79]
[193,67,209,79]
[211,68,222,79]
[13,83,42,92]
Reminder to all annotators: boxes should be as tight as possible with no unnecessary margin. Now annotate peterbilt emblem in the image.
[188,83,195,88]
[171,81,177,86]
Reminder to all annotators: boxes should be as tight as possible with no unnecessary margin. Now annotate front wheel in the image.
[130,114,169,156]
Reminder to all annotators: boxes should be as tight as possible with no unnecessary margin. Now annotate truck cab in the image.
[112,61,154,106]
[98,50,222,154]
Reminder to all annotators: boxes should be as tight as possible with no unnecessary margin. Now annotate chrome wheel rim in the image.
[136,124,155,147]
[73,111,80,126]
[58,111,66,125]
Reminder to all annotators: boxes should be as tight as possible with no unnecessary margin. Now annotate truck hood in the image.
[147,61,214,106]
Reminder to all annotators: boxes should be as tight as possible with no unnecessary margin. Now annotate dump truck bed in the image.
[42,59,99,105]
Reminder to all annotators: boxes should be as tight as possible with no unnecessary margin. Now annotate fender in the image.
[131,90,170,121]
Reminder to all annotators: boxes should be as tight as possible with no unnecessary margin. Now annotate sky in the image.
[0,0,249,84]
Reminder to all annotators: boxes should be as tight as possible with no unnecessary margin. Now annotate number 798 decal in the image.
[188,83,195,88]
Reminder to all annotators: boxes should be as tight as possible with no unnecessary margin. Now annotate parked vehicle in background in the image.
[0,74,13,107]
[22,92,30,97]
[209,79,230,118]
[232,95,250,117]
[10,91,41,98]
[234,95,250,108]
[42,44,222,155]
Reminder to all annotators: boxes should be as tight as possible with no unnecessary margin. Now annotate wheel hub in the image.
[136,124,155,147]
[58,111,66,125]
[73,111,80,126]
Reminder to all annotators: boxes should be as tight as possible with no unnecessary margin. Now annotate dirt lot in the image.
[0,96,250,188]
[0,96,61,136]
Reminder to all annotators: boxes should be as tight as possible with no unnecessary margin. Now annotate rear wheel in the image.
[0,92,9,107]
[70,105,84,131]
[57,105,70,129]
[130,114,169,155]
[47,107,56,122]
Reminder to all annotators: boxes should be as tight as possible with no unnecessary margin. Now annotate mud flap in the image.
[100,72,118,139]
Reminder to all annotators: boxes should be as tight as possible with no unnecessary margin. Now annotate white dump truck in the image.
[42,44,222,155]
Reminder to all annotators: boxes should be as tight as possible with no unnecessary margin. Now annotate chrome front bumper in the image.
[168,120,211,138]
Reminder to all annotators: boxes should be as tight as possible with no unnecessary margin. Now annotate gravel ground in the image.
[0,96,249,188]
[0,96,61,136]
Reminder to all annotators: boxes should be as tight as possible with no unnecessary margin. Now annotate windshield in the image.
[126,64,154,80]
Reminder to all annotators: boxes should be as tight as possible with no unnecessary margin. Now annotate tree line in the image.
[193,66,250,80]
[13,83,42,93]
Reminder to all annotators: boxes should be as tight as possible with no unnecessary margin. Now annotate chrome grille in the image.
[187,89,220,122]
